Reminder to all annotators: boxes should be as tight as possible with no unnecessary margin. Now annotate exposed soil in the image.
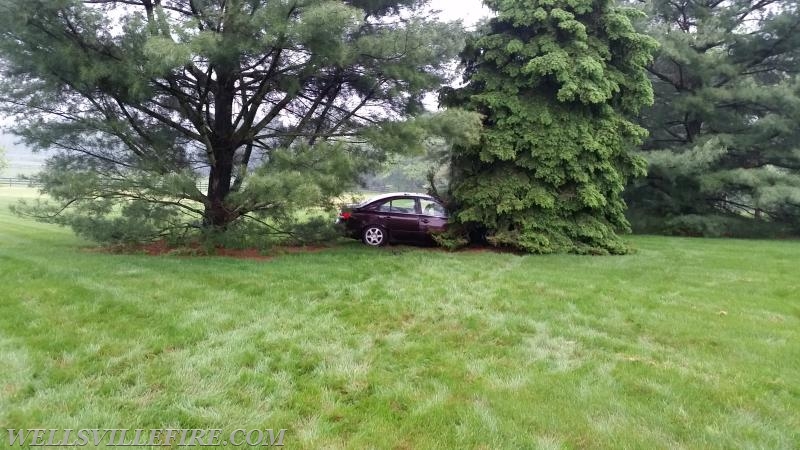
[140,240,171,256]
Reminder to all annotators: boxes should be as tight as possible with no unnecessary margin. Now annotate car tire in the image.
[362,225,387,246]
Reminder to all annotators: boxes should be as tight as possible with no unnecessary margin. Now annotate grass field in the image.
[1,187,799,449]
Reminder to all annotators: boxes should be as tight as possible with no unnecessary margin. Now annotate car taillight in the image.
[340,211,351,220]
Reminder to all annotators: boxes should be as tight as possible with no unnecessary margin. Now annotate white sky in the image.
[431,0,490,26]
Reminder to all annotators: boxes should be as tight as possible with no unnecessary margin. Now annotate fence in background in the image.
[0,177,40,188]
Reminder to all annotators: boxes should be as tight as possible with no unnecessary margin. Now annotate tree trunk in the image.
[204,69,238,229]
[205,148,235,228]
[685,118,702,143]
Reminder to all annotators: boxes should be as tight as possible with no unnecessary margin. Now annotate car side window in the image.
[420,199,447,218]
[389,198,417,214]
[375,201,392,213]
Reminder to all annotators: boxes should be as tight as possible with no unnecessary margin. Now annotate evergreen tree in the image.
[440,0,657,254]
[627,0,800,236]
[0,0,467,243]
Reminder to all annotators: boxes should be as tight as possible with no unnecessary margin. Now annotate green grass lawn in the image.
[1,187,799,449]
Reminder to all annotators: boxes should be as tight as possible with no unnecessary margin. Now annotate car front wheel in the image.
[362,226,387,246]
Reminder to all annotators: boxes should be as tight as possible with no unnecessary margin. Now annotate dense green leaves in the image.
[627,0,800,236]
[441,0,656,254]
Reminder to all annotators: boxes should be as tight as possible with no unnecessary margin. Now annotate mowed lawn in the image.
[0,188,798,449]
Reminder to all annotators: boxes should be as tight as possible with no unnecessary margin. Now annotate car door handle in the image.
[379,215,390,219]
[421,218,429,224]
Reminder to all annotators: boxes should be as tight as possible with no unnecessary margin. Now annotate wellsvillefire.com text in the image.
[7,428,287,447]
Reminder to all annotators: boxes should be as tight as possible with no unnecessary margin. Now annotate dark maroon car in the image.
[337,193,448,246]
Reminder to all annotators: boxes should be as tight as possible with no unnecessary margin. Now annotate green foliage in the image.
[442,0,657,254]
[12,142,359,247]
[630,212,798,238]
[430,226,471,250]
[362,109,483,157]
[0,0,465,244]
[626,0,800,237]
[362,109,482,191]
[363,154,433,192]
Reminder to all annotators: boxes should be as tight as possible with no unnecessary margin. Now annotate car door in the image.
[381,197,422,241]
[418,198,448,238]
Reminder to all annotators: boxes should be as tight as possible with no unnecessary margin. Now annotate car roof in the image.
[357,192,434,206]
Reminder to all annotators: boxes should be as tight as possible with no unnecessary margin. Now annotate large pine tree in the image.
[0,0,465,243]
[626,0,800,236]
[441,0,657,254]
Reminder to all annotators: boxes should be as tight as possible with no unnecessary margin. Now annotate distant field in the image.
[1,146,46,177]
[1,189,798,449]
[0,186,42,198]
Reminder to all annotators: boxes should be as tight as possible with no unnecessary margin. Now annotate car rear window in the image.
[389,198,416,214]
[420,199,447,217]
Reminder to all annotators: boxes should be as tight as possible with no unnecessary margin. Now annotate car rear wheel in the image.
[362,226,387,246]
